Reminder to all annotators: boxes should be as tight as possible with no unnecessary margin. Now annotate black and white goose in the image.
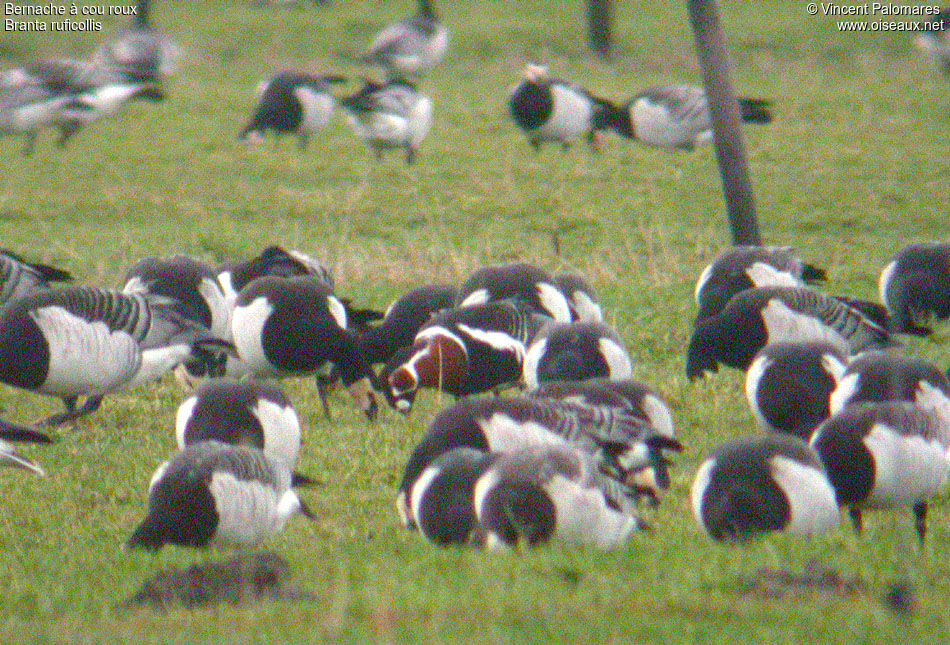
[0,250,71,306]
[879,242,950,336]
[694,245,826,321]
[745,341,847,440]
[810,399,950,542]
[599,85,771,151]
[386,300,545,410]
[0,439,45,477]
[528,378,675,439]
[128,441,313,550]
[361,0,448,82]
[240,72,346,149]
[397,396,683,527]
[553,272,603,322]
[92,0,181,83]
[216,245,335,307]
[523,321,632,389]
[691,435,839,541]
[338,79,432,164]
[914,7,950,74]
[175,379,312,485]
[357,283,458,368]
[473,443,646,549]
[0,286,222,426]
[508,63,613,151]
[456,263,572,322]
[829,351,950,416]
[686,286,892,380]
[230,276,378,419]
[409,447,496,545]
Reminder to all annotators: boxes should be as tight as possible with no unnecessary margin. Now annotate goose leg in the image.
[38,396,102,427]
[913,501,927,544]
[315,376,333,420]
[848,507,863,534]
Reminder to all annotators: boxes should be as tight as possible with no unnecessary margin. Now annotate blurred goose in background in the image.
[508,63,614,151]
[361,0,448,82]
[0,250,71,307]
[93,0,181,83]
[240,71,346,149]
[599,84,771,151]
[338,79,432,163]
[914,7,949,74]
[879,242,950,337]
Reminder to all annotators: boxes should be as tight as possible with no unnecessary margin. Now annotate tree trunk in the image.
[587,0,613,59]
[686,0,762,246]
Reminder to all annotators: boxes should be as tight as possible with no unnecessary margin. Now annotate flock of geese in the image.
[0,239,948,550]
[1,2,949,553]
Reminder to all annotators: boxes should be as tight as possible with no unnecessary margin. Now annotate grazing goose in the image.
[410,447,496,545]
[523,321,632,388]
[397,396,683,527]
[686,286,892,380]
[361,0,449,82]
[508,63,613,151]
[0,250,71,306]
[745,342,847,440]
[599,84,771,151]
[240,71,345,149]
[128,441,312,550]
[0,286,223,426]
[527,378,675,438]
[456,263,572,322]
[553,272,603,323]
[810,399,950,542]
[691,435,839,541]
[175,379,312,485]
[472,443,646,549]
[338,79,432,163]
[386,300,545,410]
[914,7,950,74]
[216,245,335,306]
[694,245,826,321]
[829,351,950,415]
[0,439,45,476]
[879,242,950,336]
[357,283,457,367]
[230,276,378,419]
[93,0,182,82]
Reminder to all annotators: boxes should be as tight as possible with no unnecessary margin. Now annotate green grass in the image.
[1,0,949,641]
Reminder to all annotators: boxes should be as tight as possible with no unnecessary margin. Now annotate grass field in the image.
[1,0,949,641]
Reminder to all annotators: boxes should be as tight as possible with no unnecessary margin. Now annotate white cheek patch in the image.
[863,423,950,507]
[745,262,801,288]
[457,324,526,362]
[231,297,275,372]
[760,299,848,351]
[522,338,548,389]
[410,465,442,533]
[175,396,198,448]
[148,461,170,496]
[694,263,715,305]
[820,353,847,383]
[252,399,302,469]
[598,338,632,379]
[690,459,716,533]
[198,277,232,340]
[472,469,499,521]
[572,293,603,323]
[326,295,348,330]
[536,283,572,322]
[744,355,773,431]
[828,372,860,415]
[122,276,147,294]
[769,456,840,536]
[458,289,489,308]
[878,261,897,307]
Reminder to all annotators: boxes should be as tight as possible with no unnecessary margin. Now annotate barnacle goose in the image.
[175,379,313,485]
[396,396,683,527]
[361,0,448,82]
[93,0,181,82]
[829,351,950,415]
[691,435,839,541]
[599,85,772,151]
[240,71,346,149]
[472,443,646,549]
[878,242,950,336]
[338,79,432,163]
[128,441,313,550]
[0,286,224,426]
[694,245,826,321]
[523,321,632,388]
[914,7,950,74]
[0,250,71,306]
[810,398,950,542]
[686,286,892,380]
[216,245,335,307]
[456,263,572,322]
[508,63,614,151]
[230,276,378,419]
[553,272,603,322]
[745,342,847,440]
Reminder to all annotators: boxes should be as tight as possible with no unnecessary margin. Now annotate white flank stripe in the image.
[456,324,526,361]
[745,262,801,288]
[522,338,548,389]
[536,283,572,322]
[598,338,633,380]
[769,456,840,536]
[175,396,198,448]
[760,300,849,352]
[479,414,564,452]
[252,400,302,469]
